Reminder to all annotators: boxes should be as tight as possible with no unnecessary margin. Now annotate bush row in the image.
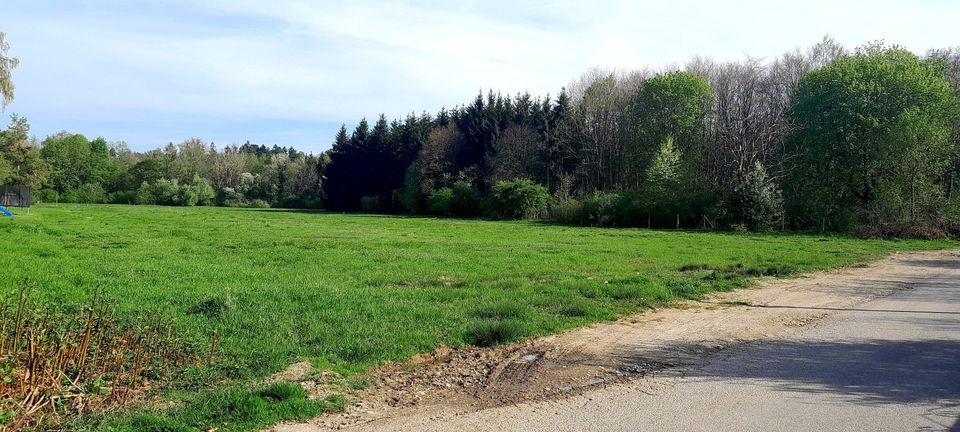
[360,179,551,220]
[34,176,273,208]
[359,173,785,230]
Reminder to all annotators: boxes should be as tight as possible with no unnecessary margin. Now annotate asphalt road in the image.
[346,254,960,431]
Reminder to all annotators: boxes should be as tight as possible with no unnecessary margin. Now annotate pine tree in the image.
[333,125,349,150]
[646,136,682,188]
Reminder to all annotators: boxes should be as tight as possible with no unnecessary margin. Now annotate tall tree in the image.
[323,120,370,210]
[0,32,18,110]
[786,44,960,228]
[631,71,713,159]
[488,124,547,184]
[569,72,633,192]
[41,132,107,193]
[0,115,45,187]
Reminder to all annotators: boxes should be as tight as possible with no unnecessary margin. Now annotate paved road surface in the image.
[337,254,960,431]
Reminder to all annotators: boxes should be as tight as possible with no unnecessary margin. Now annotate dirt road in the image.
[276,250,960,431]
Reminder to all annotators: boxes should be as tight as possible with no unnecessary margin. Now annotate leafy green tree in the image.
[725,162,783,231]
[0,115,45,187]
[167,138,209,183]
[191,175,216,206]
[38,131,111,195]
[0,32,18,110]
[41,132,93,193]
[128,157,167,187]
[0,154,10,184]
[323,121,368,210]
[632,71,713,160]
[62,183,107,203]
[633,137,685,226]
[645,136,682,188]
[88,137,112,184]
[544,87,579,196]
[786,45,960,228]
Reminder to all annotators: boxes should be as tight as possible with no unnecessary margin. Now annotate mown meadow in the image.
[1,204,955,430]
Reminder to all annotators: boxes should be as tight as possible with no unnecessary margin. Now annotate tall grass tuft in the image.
[0,281,206,430]
[465,320,523,347]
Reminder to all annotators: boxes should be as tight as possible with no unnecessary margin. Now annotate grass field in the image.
[1,204,955,430]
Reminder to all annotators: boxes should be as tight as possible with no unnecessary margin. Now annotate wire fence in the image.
[1,185,32,208]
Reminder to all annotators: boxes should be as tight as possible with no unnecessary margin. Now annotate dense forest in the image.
[2,36,960,237]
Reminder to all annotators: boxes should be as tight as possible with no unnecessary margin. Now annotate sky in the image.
[1,0,959,153]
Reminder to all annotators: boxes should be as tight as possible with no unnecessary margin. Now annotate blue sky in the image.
[1,0,958,153]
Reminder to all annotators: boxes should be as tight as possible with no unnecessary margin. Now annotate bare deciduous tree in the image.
[488,124,547,184]
[690,36,847,191]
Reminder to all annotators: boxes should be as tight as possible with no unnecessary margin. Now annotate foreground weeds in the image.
[0,282,199,431]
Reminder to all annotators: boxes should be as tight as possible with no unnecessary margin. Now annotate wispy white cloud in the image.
[1,0,958,151]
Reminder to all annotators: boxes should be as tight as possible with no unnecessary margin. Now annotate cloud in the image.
[1,0,958,152]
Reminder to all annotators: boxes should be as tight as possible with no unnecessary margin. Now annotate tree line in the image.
[2,35,959,236]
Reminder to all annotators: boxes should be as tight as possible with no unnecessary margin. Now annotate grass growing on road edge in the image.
[1,204,955,430]
[76,383,346,432]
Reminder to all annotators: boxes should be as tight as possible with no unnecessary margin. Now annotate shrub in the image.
[582,192,622,227]
[109,190,138,205]
[176,185,199,207]
[724,162,784,231]
[34,188,58,204]
[550,198,585,225]
[134,178,224,207]
[135,181,156,205]
[489,179,550,219]
[250,199,270,209]
[192,176,216,206]
[427,187,454,216]
[450,181,481,217]
[360,195,381,212]
[62,183,107,204]
[220,187,247,207]
[151,179,181,205]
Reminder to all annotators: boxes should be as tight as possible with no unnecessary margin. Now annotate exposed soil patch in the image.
[273,250,958,432]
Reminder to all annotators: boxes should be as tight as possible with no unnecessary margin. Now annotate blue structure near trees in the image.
[0,205,11,217]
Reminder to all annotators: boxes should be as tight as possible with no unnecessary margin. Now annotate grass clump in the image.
[471,301,528,320]
[91,383,345,432]
[465,320,524,347]
[187,294,233,317]
[678,263,713,272]
[556,299,595,317]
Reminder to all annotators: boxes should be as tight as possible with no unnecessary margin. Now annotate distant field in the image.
[1,205,955,429]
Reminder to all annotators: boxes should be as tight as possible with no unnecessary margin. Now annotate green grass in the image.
[1,204,955,429]
[83,383,346,432]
